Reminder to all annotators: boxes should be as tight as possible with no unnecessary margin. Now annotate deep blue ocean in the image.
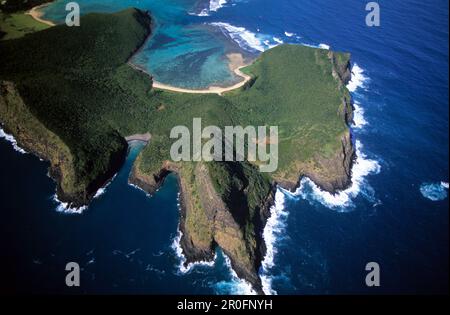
[0,0,448,294]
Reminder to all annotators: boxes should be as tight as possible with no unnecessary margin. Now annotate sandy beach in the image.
[125,133,152,143]
[152,53,252,96]
[28,3,251,96]
[27,3,56,27]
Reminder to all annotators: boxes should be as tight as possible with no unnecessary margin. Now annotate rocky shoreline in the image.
[0,82,129,209]
[128,161,276,295]
[0,7,356,294]
[125,48,356,295]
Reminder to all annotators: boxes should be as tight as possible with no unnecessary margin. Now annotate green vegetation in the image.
[0,8,352,289]
[0,9,155,204]
[0,0,53,39]
[0,11,50,40]
[0,0,52,13]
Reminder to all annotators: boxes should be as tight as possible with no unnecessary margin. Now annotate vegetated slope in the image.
[0,9,353,293]
[0,8,155,206]
[0,11,50,40]
[0,0,52,13]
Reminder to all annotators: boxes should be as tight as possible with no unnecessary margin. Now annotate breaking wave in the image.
[353,101,368,129]
[93,174,117,199]
[128,182,152,197]
[53,194,87,215]
[260,189,289,295]
[54,173,118,214]
[420,182,448,201]
[347,63,368,93]
[210,22,283,52]
[171,193,216,274]
[171,228,216,274]
[289,141,381,211]
[287,64,380,211]
[194,0,228,16]
[214,253,256,295]
[210,0,228,12]
[301,42,331,50]
[259,63,378,293]
[0,125,27,154]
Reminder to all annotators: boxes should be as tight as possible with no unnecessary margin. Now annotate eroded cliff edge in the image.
[130,159,275,295]
[0,8,355,295]
[0,9,153,208]
[128,48,355,294]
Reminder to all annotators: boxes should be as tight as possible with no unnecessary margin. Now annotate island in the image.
[0,8,354,294]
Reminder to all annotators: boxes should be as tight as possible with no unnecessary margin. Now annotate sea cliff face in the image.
[275,51,355,194]
[128,48,355,294]
[0,9,153,209]
[129,161,275,294]
[0,8,355,295]
[0,81,128,208]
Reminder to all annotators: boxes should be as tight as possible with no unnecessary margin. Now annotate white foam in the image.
[420,182,448,201]
[347,64,368,93]
[171,192,217,273]
[353,101,368,129]
[128,182,151,197]
[273,37,284,44]
[196,9,210,16]
[289,141,381,210]
[301,42,330,50]
[261,190,288,271]
[211,22,289,52]
[284,31,295,37]
[0,125,27,154]
[171,229,216,274]
[209,0,227,12]
[93,174,117,199]
[290,66,378,210]
[214,254,256,295]
[53,193,87,214]
[261,275,276,295]
[259,189,288,295]
[191,0,227,16]
[211,22,266,52]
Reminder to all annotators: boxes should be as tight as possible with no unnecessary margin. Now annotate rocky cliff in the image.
[0,81,128,208]
[129,160,275,294]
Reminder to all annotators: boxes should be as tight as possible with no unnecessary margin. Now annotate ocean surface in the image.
[0,0,448,294]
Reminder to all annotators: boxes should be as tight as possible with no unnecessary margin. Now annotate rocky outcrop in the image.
[128,49,356,294]
[0,81,128,208]
[129,159,275,294]
[277,51,356,194]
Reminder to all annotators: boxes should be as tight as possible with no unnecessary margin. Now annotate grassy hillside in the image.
[0,8,352,291]
[0,0,52,13]
[0,11,50,40]
[0,0,53,39]
[0,8,155,205]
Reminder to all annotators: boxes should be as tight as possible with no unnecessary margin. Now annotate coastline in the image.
[131,53,252,96]
[2,7,358,294]
[26,3,56,27]
[125,132,151,143]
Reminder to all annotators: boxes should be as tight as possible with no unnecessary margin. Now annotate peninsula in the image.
[0,8,354,294]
